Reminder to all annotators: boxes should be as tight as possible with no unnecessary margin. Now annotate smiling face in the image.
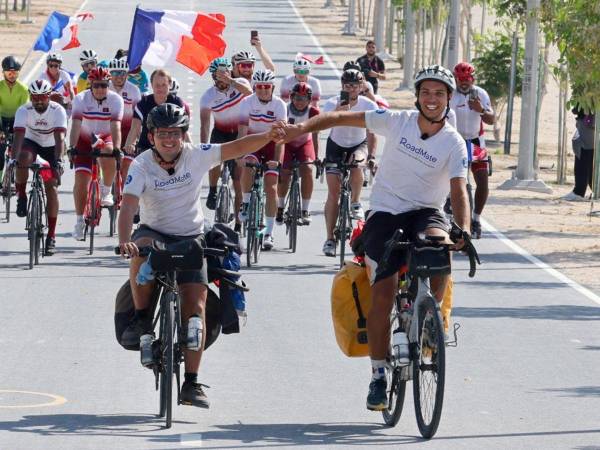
[148,127,184,161]
[31,93,50,113]
[417,80,451,121]
[254,82,274,102]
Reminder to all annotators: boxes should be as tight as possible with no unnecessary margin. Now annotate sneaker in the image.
[561,191,587,202]
[101,192,114,207]
[16,196,27,217]
[366,377,388,411]
[44,237,56,256]
[275,207,284,225]
[322,239,336,257]
[263,234,274,250]
[238,203,249,222]
[301,210,311,225]
[471,220,482,239]
[72,221,86,241]
[206,190,217,210]
[351,202,364,220]
[180,380,210,408]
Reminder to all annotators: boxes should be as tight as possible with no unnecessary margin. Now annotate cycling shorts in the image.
[362,209,448,285]
[73,134,113,174]
[325,137,367,175]
[244,141,279,177]
[21,138,56,182]
[283,140,315,169]
[210,128,237,144]
[131,225,209,285]
[468,137,489,174]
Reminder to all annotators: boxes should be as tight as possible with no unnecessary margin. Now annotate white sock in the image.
[265,216,275,235]
[242,192,251,203]
[101,184,111,195]
[371,359,386,380]
[473,213,480,221]
[302,198,310,211]
[277,197,285,208]
[76,215,84,223]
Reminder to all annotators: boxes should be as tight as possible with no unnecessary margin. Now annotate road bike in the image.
[1,133,15,223]
[244,161,267,267]
[20,162,48,269]
[377,224,479,438]
[214,160,235,225]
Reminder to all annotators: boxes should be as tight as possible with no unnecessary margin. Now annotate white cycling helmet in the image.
[46,52,63,64]
[28,79,52,95]
[251,69,275,86]
[293,58,311,71]
[108,58,129,72]
[79,49,98,65]
[169,77,180,95]
[232,50,256,65]
[414,64,456,92]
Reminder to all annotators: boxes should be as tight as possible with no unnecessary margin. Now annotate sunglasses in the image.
[255,83,273,90]
[343,83,360,89]
[82,62,96,69]
[155,130,183,139]
[238,62,254,69]
[47,63,60,68]
[30,94,49,101]
[292,95,310,102]
[295,69,309,75]
[91,83,109,89]
[110,70,127,77]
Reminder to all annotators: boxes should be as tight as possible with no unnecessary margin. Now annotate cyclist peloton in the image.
[13,80,67,255]
[200,57,252,232]
[277,82,320,225]
[238,69,287,250]
[279,58,321,108]
[279,64,470,411]
[449,62,495,238]
[76,49,99,93]
[117,103,283,408]
[70,67,124,240]
[39,53,75,114]
[320,68,378,256]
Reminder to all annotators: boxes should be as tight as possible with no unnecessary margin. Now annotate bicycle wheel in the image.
[215,185,231,224]
[2,164,12,223]
[288,181,300,252]
[253,195,264,264]
[88,184,99,255]
[246,191,257,268]
[159,291,176,429]
[338,196,348,269]
[27,189,38,270]
[412,295,446,439]
[34,190,44,265]
[382,306,407,426]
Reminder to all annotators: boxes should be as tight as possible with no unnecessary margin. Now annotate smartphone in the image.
[469,89,479,102]
[251,30,258,39]
[217,63,227,72]
[340,90,350,106]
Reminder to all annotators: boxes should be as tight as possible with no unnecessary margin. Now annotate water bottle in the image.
[136,260,155,285]
[140,334,155,367]
[186,315,203,351]
[392,330,410,366]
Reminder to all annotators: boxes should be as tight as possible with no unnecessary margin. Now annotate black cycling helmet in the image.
[341,69,363,84]
[2,55,22,71]
[146,103,189,133]
[343,60,361,72]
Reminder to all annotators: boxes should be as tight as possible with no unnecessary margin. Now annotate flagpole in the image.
[21,47,34,67]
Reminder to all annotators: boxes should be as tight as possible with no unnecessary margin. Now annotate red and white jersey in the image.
[39,69,73,104]
[110,80,141,141]
[71,90,124,149]
[238,94,287,135]
[13,101,67,147]
[200,78,251,134]
[449,85,493,140]
[287,104,319,147]
[280,74,321,103]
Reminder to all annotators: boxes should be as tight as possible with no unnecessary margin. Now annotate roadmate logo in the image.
[125,174,132,185]
[375,109,386,114]
[201,144,212,151]
[154,171,192,190]
[398,137,438,163]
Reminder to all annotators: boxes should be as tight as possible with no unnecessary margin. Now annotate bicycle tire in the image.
[159,291,175,429]
[3,164,12,223]
[88,184,98,255]
[34,191,44,265]
[254,194,264,264]
[246,191,257,268]
[27,189,38,270]
[289,180,300,252]
[338,193,349,269]
[412,295,445,439]
[215,185,231,224]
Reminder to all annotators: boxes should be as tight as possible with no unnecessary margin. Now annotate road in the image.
[1,0,600,449]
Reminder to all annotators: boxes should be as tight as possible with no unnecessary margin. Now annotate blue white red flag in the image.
[33,11,94,52]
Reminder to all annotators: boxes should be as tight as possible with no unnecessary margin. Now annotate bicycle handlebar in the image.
[68,148,122,169]
[114,242,227,258]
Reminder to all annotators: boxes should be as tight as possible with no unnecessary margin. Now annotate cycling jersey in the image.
[72,89,124,150]
[364,109,467,214]
[0,80,29,119]
[200,78,251,134]
[279,75,321,103]
[322,95,377,147]
[286,104,319,147]
[123,142,222,236]
[284,104,319,168]
[76,72,90,93]
[13,101,67,147]
[39,69,73,104]
[134,93,189,153]
[110,80,141,147]
[238,94,287,135]
[449,85,492,140]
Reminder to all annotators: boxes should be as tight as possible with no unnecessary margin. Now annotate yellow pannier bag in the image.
[331,261,372,357]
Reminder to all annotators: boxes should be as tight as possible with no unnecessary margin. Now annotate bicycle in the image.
[108,153,123,238]
[283,159,319,253]
[1,133,15,223]
[377,224,479,438]
[214,160,235,225]
[243,161,267,268]
[114,239,247,428]
[69,148,121,254]
[19,162,48,269]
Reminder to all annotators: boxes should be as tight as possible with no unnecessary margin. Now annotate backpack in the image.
[331,261,372,357]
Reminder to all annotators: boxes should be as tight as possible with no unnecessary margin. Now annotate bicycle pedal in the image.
[445,322,461,348]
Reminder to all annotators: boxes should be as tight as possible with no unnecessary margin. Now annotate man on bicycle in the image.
[449,62,495,238]
[13,80,67,255]
[320,68,378,256]
[117,103,283,408]
[0,56,29,183]
[237,69,287,250]
[279,58,321,108]
[38,53,75,115]
[76,49,99,93]
[200,57,252,231]
[70,67,124,240]
[279,65,470,411]
[277,82,320,225]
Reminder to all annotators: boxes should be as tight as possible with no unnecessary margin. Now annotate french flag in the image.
[127,8,227,75]
[33,11,93,52]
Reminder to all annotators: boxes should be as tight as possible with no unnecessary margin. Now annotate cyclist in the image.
[13,80,67,255]
[200,57,252,231]
[449,62,495,238]
[123,69,191,156]
[76,49,99,93]
[70,67,124,240]
[320,69,377,256]
[279,64,470,411]
[108,58,141,178]
[276,82,320,225]
[231,51,257,82]
[0,56,29,182]
[113,48,149,94]
[279,58,321,107]
[39,53,75,113]
[117,103,283,408]
[238,69,287,250]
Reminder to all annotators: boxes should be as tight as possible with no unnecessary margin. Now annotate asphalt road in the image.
[1,1,600,449]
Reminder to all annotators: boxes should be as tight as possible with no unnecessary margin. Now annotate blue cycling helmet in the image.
[209,57,233,74]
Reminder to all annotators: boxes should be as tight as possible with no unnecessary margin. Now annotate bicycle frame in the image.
[22,163,47,269]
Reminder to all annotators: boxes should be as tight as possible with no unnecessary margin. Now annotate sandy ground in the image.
[1,0,598,294]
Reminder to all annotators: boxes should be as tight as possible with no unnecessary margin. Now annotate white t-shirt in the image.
[238,94,287,134]
[123,143,222,236]
[322,95,378,147]
[110,80,141,138]
[279,74,321,103]
[365,109,467,214]
[200,78,251,134]
[449,85,492,140]
[71,90,124,149]
[13,101,68,147]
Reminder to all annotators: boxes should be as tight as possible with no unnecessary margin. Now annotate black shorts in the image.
[210,128,237,144]
[325,137,367,174]
[131,225,208,285]
[22,138,57,165]
[362,209,448,284]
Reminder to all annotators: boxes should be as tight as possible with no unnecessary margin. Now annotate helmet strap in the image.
[289,101,308,116]
[152,147,182,174]
[415,101,451,125]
